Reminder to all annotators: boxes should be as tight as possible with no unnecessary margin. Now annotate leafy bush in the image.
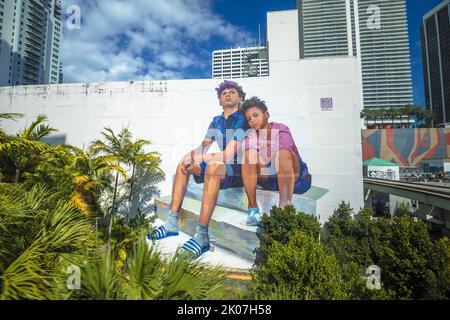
[378,215,446,299]
[70,235,228,300]
[426,237,450,299]
[0,183,97,299]
[251,203,449,300]
[322,202,450,300]
[255,205,320,265]
[251,231,347,300]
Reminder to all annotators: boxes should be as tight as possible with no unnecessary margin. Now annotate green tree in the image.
[426,237,450,299]
[24,145,125,217]
[89,127,164,239]
[127,141,160,197]
[251,231,347,300]
[254,205,320,266]
[89,127,132,234]
[322,202,449,299]
[379,216,436,299]
[322,203,391,269]
[0,114,55,183]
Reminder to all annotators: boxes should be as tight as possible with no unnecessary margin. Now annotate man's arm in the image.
[192,140,240,164]
[180,139,214,174]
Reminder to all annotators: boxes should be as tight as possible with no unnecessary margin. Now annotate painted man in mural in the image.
[149,80,250,259]
[240,96,312,220]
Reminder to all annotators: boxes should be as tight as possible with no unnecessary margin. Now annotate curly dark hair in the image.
[241,96,268,113]
[215,80,246,100]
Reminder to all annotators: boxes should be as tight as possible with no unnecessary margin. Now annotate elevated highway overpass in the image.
[363,178,450,234]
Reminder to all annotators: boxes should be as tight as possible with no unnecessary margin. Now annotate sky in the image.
[61,0,445,107]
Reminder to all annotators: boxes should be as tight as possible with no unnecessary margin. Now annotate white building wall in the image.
[267,10,300,62]
[0,10,364,223]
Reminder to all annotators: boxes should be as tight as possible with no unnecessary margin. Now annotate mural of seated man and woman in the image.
[149,80,312,259]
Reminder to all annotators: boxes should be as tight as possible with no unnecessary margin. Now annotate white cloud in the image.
[61,0,253,83]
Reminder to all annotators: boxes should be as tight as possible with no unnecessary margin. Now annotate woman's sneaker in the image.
[246,208,262,226]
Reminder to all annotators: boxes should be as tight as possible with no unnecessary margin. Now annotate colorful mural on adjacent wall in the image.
[362,129,450,167]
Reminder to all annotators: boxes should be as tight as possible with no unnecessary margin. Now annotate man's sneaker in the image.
[179,238,213,259]
[246,208,262,226]
[147,225,179,240]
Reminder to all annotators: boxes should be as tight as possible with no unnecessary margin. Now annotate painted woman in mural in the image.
[240,96,312,224]
[148,80,250,259]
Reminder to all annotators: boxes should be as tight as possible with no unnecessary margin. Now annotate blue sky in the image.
[61,0,444,106]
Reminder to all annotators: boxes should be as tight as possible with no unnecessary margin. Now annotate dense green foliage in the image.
[252,231,347,299]
[255,205,320,266]
[0,113,227,300]
[251,202,450,300]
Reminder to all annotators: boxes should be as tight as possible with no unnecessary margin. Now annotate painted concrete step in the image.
[185,177,328,216]
[148,219,253,275]
[154,196,259,261]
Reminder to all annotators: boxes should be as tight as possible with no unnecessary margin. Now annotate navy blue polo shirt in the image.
[204,109,249,163]
[192,109,249,188]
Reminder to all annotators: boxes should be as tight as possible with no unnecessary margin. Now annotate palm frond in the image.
[0,136,51,153]
[72,247,122,300]
[124,236,164,299]
[0,183,97,300]
[20,114,48,139]
[0,113,24,121]
[29,124,58,141]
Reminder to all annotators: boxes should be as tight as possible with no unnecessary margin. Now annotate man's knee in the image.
[205,161,226,177]
[176,161,189,174]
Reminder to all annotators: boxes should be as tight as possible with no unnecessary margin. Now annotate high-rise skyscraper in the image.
[212,46,269,79]
[298,0,357,58]
[297,0,413,109]
[0,0,63,86]
[421,0,450,127]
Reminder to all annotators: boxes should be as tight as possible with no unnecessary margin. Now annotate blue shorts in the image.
[193,162,244,190]
[258,159,312,195]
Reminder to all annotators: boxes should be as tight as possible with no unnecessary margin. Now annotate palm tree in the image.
[0,114,56,183]
[26,144,126,217]
[413,106,433,127]
[401,104,415,127]
[372,109,382,128]
[89,127,163,238]
[125,139,163,213]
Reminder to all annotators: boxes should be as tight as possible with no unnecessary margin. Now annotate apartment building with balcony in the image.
[0,0,62,86]
[212,46,269,79]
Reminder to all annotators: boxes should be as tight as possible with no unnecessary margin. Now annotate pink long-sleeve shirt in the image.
[242,122,302,165]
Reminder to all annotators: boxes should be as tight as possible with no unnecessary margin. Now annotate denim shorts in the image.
[257,159,312,195]
[193,162,244,190]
